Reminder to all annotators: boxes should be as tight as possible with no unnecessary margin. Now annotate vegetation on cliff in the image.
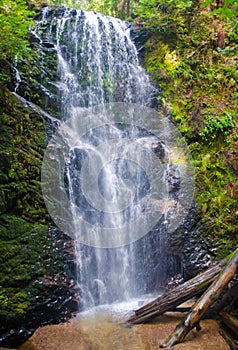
[0,0,34,59]
[0,85,48,335]
[137,0,238,257]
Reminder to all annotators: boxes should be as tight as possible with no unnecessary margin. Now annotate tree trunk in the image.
[128,259,227,324]
[160,249,238,348]
[119,0,126,14]
[119,0,130,18]
[126,0,130,17]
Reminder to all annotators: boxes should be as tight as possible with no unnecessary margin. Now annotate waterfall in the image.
[32,6,157,114]
[37,6,194,308]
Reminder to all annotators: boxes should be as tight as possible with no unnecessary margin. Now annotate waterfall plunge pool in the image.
[19,295,229,350]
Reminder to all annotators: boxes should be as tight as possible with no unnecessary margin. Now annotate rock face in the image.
[0,88,80,348]
[167,205,216,281]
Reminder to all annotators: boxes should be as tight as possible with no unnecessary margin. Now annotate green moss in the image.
[0,86,49,222]
[0,79,58,324]
[0,288,31,320]
[143,2,238,257]
[0,221,67,322]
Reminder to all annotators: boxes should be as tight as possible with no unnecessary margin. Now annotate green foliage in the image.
[201,0,238,19]
[0,0,35,59]
[132,0,158,20]
[81,0,119,16]
[48,0,82,9]
[131,0,194,34]
[200,112,236,144]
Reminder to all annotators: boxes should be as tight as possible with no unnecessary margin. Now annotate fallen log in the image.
[220,312,238,336]
[160,248,238,348]
[128,258,227,324]
[166,307,191,313]
[220,329,238,350]
[204,282,238,319]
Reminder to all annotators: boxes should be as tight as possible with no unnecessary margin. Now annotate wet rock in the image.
[130,25,152,53]
[167,204,218,281]
[166,165,181,193]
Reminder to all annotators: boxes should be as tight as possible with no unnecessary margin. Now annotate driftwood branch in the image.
[128,258,227,324]
[160,248,238,348]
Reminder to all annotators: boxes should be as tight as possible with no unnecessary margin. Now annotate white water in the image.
[79,293,157,321]
[33,7,156,114]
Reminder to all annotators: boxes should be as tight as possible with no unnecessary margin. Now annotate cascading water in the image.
[33,6,157,114]
[37,6,193,309]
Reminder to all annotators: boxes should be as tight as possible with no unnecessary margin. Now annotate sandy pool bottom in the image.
[19,300,229,350]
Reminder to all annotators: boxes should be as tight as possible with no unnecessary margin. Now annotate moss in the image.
[143,3,238,257]
[0,86,49,223]
[0,221,69,323]
[0,78,59,327]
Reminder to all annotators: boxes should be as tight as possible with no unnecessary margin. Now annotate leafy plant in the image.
[0,0,35,60]
[199,113,236,144]
[201,0,238,19]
